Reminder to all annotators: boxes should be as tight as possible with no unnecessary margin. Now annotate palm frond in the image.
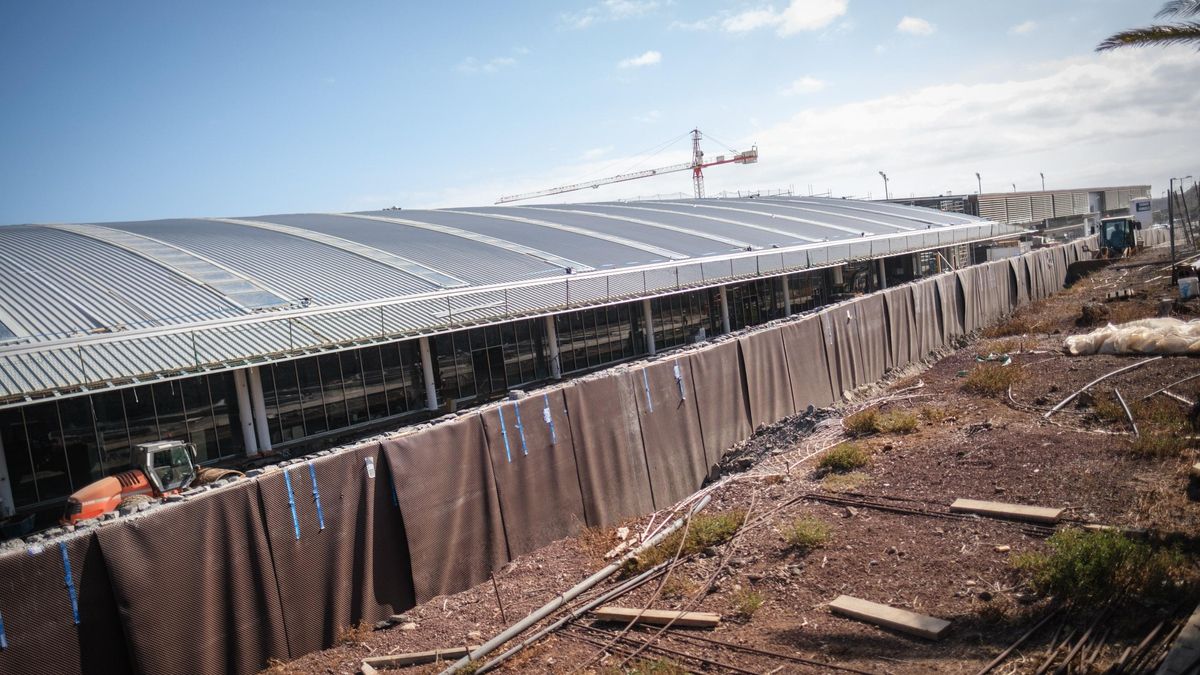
[1156,0,1200,19]
[1096,21,1200,50]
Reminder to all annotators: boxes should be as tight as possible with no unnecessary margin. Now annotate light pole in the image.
[1012,183,1017,192]
[975,172,981,194]
[878,171,889,200]
[1040,172,1045,191]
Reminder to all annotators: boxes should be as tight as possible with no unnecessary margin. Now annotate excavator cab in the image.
[137,440,198,493]
[1099,216,1140,257]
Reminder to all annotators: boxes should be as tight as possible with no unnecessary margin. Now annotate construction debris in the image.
[1065,318,1200,355]
[362,646,478,670]
[592,607,721,629]
[828,595,951,640]
[949,499,1062,524]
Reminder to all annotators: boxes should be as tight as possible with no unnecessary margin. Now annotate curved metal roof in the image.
[0,195,1016,403]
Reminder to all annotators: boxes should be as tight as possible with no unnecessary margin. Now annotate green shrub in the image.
[818,443,871,473]
[623,510,746,576]
[962,363,1024,397]
[1133,398,1190,435]
[878,410,918,433]
[1128,433,1190,458]
[845,408,917,435]
[919,406,948,423]
[732,588,765,620]
[1091,392,1127,425]
[844,408,881,435]
[1012,529,1185,606]
[784,517,831,553]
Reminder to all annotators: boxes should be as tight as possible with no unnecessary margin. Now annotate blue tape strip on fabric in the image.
[308,462,326,531]
[674,360,687,401]
[59,542,79,625]
[641,369,653,412]
[498,406,512,463]
[388,465,399,507]
[513,404,528,456]
[543,393,557,445]
[283,469,301,540]
[0,608,7,650]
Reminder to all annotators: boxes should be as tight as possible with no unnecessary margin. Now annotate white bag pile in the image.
[1065,318,1200,356]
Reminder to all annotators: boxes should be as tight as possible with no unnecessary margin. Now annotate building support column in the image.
[642,299,656,356]
[246,366,272,454]
[718,285,731,334]
[0,432,14,518]
[232,368,259,457]
[877,258,888,290]
[545,316,562,379]
[419,336,439,411]
[781,275,792,317]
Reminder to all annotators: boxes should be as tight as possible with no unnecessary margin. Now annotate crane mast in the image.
[496,128,757,204]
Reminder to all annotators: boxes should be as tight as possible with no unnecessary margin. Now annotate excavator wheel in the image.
[195,467,245,486]
[118,494,154,511]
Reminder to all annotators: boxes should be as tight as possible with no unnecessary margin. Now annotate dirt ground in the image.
[278,243,1200,675]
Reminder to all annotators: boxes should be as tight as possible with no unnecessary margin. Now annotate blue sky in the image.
[1,0,1196,223]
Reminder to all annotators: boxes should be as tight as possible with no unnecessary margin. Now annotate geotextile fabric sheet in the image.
[480,390,587,558]
[883,286,918,369]
[97,481,289,675]
[382,416,508,603]
[820,306,856,397]
[955,267,981,333]
[686,340,752,470]
[631,358,710,508]
[911,277,943,355]
[1009,256,1030,307]
[853,293,889,381]
[257,445,415,657]
[737,330,795,428]
[935,273,966,341]
[0,533,132,675]
[779,316,838,410]
[563,375,655,527]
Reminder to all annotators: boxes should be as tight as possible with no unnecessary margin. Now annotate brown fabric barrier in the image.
[955,267,981,333]
[737,330,795,428]
[97,481,288,675]
[780,315,837,410]
[912,277,943,355]
[0,534,132,675]
[563,376,655,527]
[853,293,889,382]
[631,358,709,508]
[257,446,415,657]
[382,416,508,604]
[1009,256,1030,307]
[820,306,855,396]
[883,287,918,368]
[480,390,587,558]
[687,340,752,470]
[934,273,965,341]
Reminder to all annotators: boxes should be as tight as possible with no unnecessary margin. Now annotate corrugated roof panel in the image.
[634,200,867,239]
[540,203,809,248]
[714,198,913,234]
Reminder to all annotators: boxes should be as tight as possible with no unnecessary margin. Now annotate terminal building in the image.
[0,196,1032,518]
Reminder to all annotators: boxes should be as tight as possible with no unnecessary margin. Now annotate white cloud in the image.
[897,16,935,36]
[669,17,718,31]
[712,0,848,36]
[618,50,662,68]
[563,0,659,28]
[581,146,614,160]
[634,110,662,123]
[457,55,517,74]
[1010,20,1037,35]
[780,76,827,95]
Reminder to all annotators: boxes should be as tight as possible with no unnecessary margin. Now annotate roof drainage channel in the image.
[42,222,291,310]
[521,204,754,250]
[207,217,468,289]
[336,212,593,273]
[655,201,870,238]
[442,208,690,262]
[596,203,822,244]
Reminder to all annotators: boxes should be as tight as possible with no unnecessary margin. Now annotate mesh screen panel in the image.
[480,389,587,558]
[686,340,752,471]
[562,377,654,528]
[257,445,415,657]
[381,416,508,604]
[630,359,708,509]
[0,533,132,675]
[736,331,794,428]
[97,481,289,675]
[779,316,837,411]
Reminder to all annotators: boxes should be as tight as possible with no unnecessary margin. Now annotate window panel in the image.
[399,340,425,412]
[211,373,246,459]
[123,386,159,468]
[295,355,328,436]
[339,350,370,426]
[270,362,306,443]
[180,376,219,462]
[21,401,70,500]
[58,396,103,491]
[0,408,36,507]
[361,346,390,421]
[153,381,189,443]
[93,390,130,475]
[318,354,349,431]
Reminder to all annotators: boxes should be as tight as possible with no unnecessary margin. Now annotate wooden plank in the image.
[362,646,479,669]
[949,498,1062,524]
[593,606,721,628]
[829,595,950,640]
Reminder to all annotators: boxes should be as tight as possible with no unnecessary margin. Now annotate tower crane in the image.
[496,129,758,204]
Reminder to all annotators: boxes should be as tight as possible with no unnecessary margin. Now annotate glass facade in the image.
[725,278,786,331]
[0,372,244,512]
[651,289,720,351]
[556,303,644,374]
[434,318,548,403]
[786,271,828,314]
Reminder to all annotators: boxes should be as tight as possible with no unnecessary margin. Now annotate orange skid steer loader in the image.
[61,440,242,524]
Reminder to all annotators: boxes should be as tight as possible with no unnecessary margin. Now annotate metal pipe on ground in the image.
[439,494,713,675]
